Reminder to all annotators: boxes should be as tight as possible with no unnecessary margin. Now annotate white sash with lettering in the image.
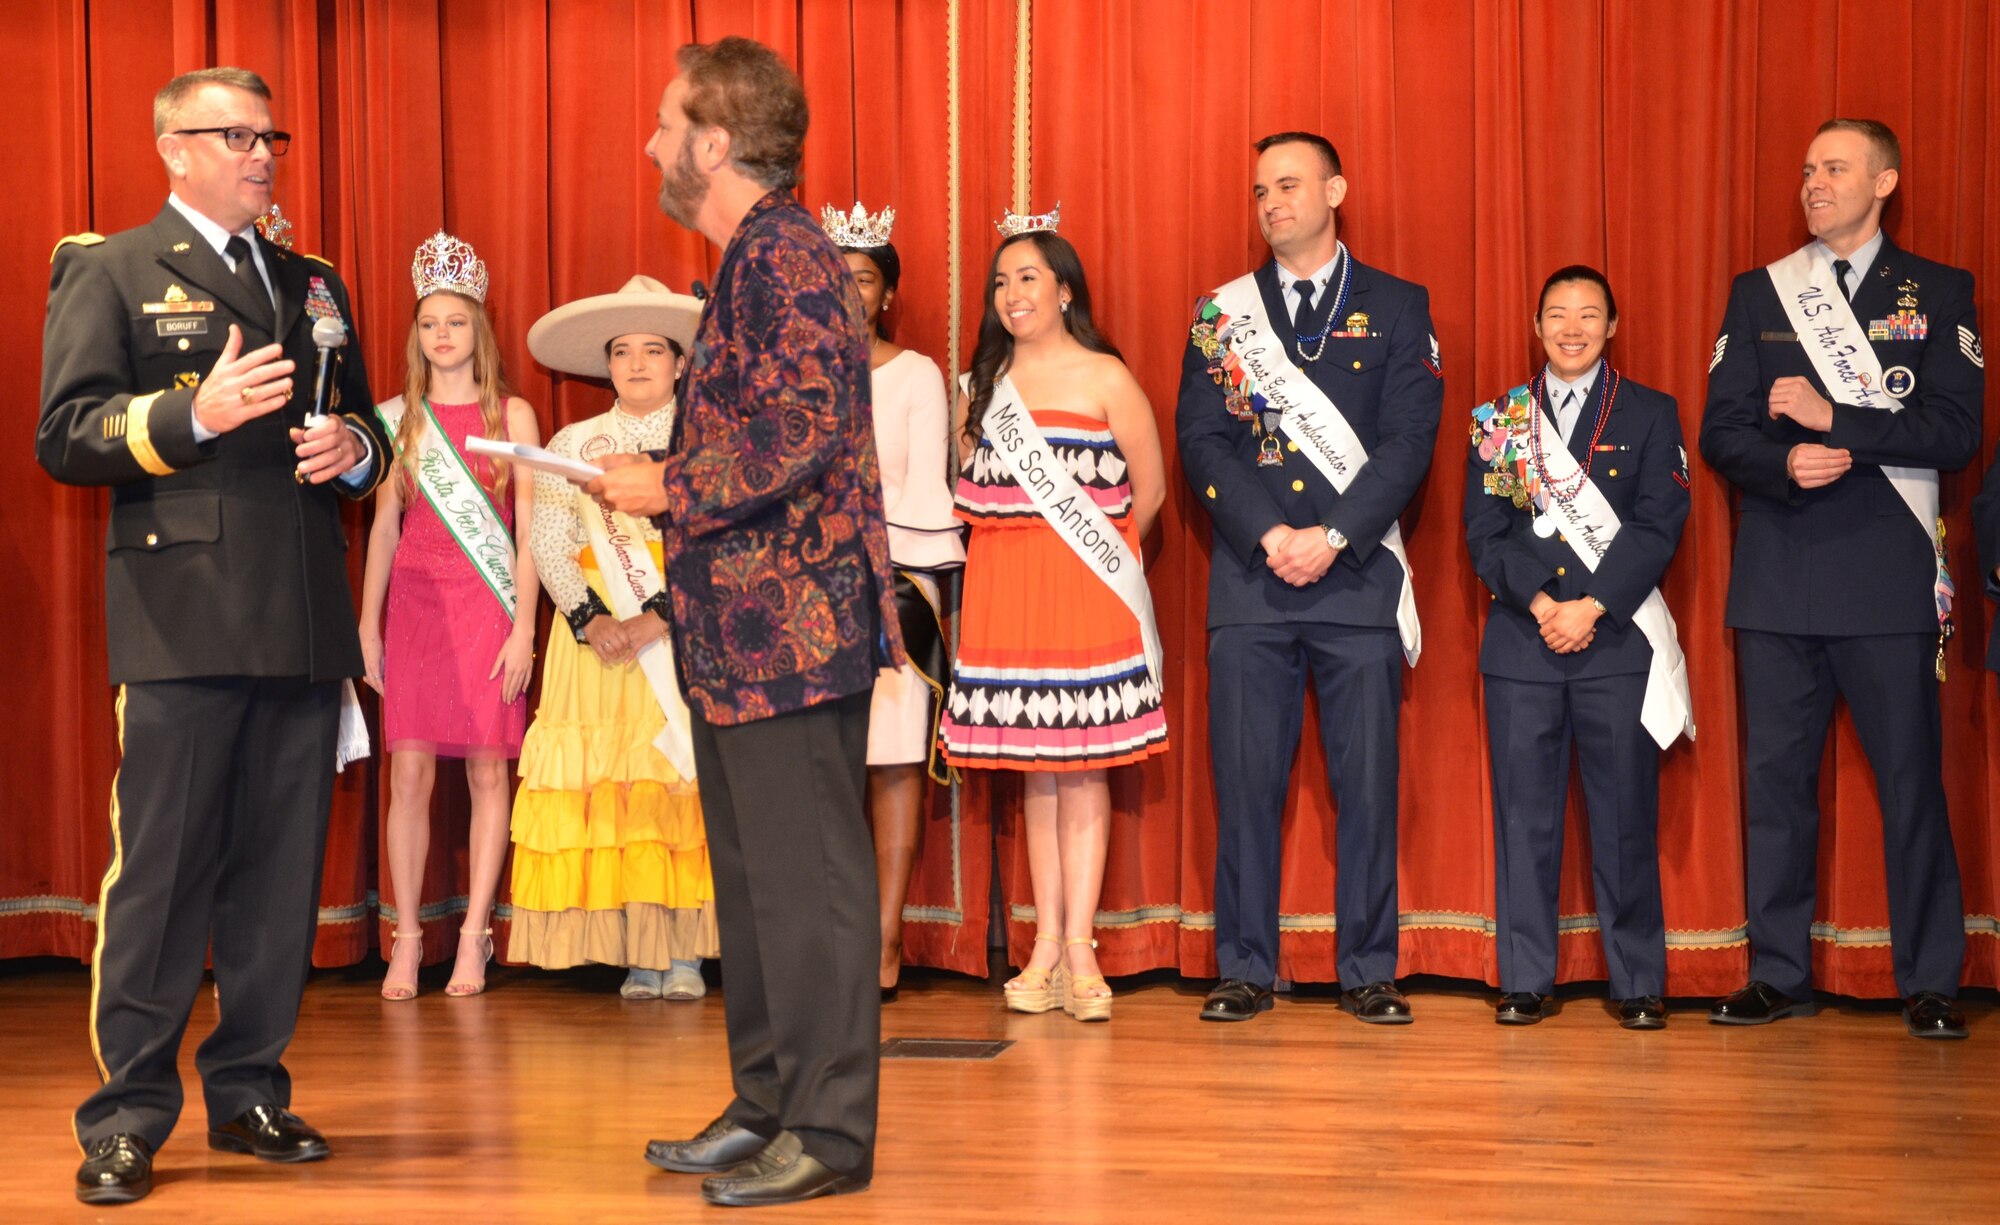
[578,422,696,780]
[1765,245,1940,555]
[1525,402,1696,749]
[375,396,518,618]
[979,374,1164,692]
[1211,274,1422,665]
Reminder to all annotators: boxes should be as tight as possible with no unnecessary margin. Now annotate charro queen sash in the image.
[375,395,518,618]
[1206,273,1422,664]
[578,414,696,780]
[1765,245,1954,657]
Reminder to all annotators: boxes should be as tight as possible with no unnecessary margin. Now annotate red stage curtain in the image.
[7,1,1996,999]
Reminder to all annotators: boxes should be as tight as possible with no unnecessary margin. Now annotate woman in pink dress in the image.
[358,232,542,999]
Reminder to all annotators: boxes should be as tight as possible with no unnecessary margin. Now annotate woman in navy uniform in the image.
[1463,266,1689,1029]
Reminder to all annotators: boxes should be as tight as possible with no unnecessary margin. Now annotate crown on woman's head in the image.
[820,202,896,248]
[411,230,489,302]
[995,201,1060,238]
[254,203,293,250]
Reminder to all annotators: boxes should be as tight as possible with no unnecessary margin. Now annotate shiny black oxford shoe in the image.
[75,1133,153,1204]
[207,1105,329,1163]
[1341,981,1414,1024]
[1617,996,1667,1030]
[1494,992,1547,1025]
[698,1130,868,1207]
[645,1115,773,1173]
[1199,978,1275,1022]
[1708,981,1815,1025]
[1903,991,1968,1040]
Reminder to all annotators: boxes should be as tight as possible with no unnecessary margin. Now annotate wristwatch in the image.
[1324,525,1348,552]
[1586,595,1608,614]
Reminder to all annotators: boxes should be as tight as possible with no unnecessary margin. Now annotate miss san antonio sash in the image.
[578,415,696,781]
[1207,273,1422,665]
[978,372,1164,693]
[375,395,518,619]
[1483,378,1696,749]
[1765,244,1955,673]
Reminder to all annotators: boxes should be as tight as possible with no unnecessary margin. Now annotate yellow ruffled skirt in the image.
[508,565,717,969]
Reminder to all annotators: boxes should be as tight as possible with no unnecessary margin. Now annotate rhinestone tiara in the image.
[254,203,293,250]
[411,230,489,302]
[995,201,1059,239]
[820,202,896,248]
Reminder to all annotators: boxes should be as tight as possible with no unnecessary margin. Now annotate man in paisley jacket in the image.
[590,36,904,1210]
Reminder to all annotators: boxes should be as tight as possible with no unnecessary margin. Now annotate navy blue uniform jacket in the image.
[1176,257,1442,629]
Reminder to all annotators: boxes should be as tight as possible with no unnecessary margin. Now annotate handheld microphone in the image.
[308,316,347,423]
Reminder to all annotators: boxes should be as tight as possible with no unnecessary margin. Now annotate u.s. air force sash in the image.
[979,372,1164,691]
[375,395,518,618]
[1209,273,1422,665]
[1514,384,1696,749]
[1765,245,1954,658]
[578,416,696,780]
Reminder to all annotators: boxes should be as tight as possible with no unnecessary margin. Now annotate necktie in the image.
[1291,279,1315,336]
[1832,258,1853,303]
[1555,388,1578,442]
[224,235,274,323]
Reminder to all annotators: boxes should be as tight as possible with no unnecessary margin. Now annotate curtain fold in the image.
[9,0,1996,1000]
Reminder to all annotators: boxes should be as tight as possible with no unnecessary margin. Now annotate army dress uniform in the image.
[1699,232,1982,1006]
[37,199,390,1155]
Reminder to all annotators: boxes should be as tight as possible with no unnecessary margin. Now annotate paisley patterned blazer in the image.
[655,191,905,725]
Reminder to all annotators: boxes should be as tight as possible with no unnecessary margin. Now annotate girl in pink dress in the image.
[359,232,542,999]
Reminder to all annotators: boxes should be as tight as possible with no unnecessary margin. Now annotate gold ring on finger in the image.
[240,386,255,405]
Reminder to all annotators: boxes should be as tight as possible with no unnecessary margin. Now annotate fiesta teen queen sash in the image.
[1765,244,1955,677]
[1208,273,1423,665]
[375,395,518,619]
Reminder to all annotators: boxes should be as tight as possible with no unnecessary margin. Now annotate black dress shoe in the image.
[1903,991,1969,1039]
[75,1133,152,1204]
[1341,981,1413,1024]
[207,1105,329,1163]
[645,1115,773,1173]
[1494,992,1546,1025]
[1708,980,1814,1025]
[700,1132,867,1207]
[1618,996,1667,1030]
[1199,979,1274,1021]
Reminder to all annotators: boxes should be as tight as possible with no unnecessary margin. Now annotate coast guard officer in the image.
[1699,118,1980,1039]
[1177,131,1442,1023]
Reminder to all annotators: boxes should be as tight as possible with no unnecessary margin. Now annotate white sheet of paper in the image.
[464,436,604,483]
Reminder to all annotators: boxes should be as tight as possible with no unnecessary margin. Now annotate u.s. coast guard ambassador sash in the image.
[579,415,696,780]
[979,372,1164,692]
[1209,274,1423,664]
[1514,382,1696,749]
[1765,245,1954,658]
[375,395,518,619]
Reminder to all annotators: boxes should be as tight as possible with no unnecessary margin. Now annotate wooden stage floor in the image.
[6,959,1996,1222]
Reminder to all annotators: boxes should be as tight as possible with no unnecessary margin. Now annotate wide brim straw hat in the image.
[525,274,702,377]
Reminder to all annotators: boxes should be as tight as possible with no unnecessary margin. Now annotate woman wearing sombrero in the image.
[506,276,718,1001]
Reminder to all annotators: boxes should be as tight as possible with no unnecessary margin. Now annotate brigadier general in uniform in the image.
[1177,132,1442,1024]
[39,67,391,1203]
[1699,118,1982,1040]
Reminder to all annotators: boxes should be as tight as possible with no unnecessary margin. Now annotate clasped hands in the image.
[582,611,669,668]
[1769,375,1852,491]
[1530,591,1601,654]
[1260,523,1337,587]
[191,324,362,482]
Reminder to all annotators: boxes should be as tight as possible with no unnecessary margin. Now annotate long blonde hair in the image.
[397,291,511,500]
